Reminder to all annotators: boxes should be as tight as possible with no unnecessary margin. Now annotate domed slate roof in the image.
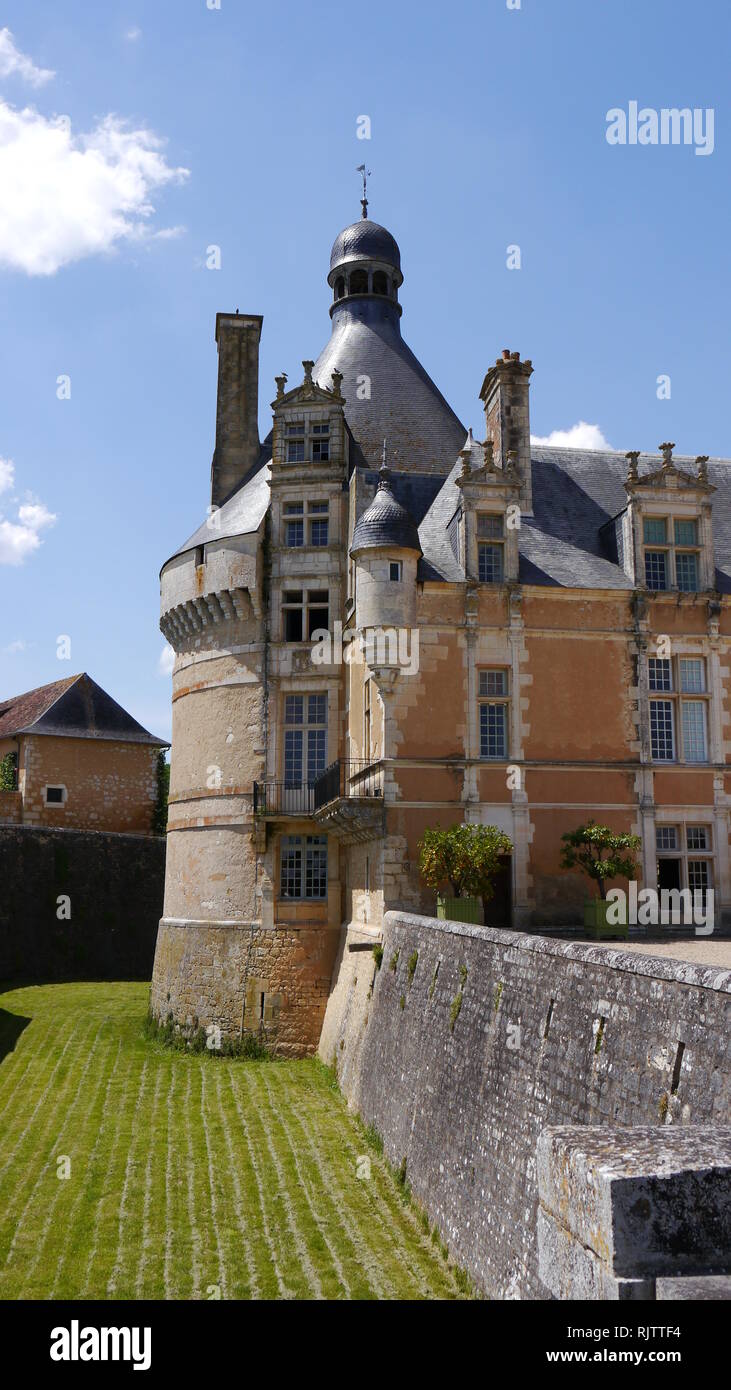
[330,218,401,274]
[351,471,422,554]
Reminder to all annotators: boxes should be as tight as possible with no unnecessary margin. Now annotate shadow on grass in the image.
[0,1006,31,1065]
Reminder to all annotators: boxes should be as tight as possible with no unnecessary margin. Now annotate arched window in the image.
[372,270,388,296]
[349,269,368,295]
[335,276,345,300]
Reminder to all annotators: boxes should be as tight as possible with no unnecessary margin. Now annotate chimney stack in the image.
[479,349,534,513]
[210,313,263,508]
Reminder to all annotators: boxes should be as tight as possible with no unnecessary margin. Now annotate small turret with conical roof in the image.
[351,448,421,631]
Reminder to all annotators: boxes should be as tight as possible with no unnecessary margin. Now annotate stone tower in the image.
[151,203,468,1055]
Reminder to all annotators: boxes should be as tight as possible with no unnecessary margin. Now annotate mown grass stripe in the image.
[255,1066,356,1299]
[273,1075,395,1299]
[106,1058,151,1297]
[211,1065,259,1299]
[13,1037,122,1300]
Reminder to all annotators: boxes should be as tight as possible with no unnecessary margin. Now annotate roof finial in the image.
[377,438,391,488]
[357,163,371,219]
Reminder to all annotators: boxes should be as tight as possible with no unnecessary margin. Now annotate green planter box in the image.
[583,899,628,940]
[436,895,481,925]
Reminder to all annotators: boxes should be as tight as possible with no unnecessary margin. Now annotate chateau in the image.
[151,203,731,1055]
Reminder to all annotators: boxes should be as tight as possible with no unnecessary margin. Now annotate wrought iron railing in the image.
[314,758,383,810]
[253,759,383,817]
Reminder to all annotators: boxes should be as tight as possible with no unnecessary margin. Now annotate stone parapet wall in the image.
[320,910,731,1298]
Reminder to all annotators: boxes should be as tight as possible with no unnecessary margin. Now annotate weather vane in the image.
[356,164,371,219]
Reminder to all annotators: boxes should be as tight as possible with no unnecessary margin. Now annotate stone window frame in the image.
[279,833,328,901]
[476,512,505,585]
[647,654,710,764]
[44,784,68,807]
[655,819,715,908]
[477,666,510,760]
[280,587,330,643]
[283,416,331,466]
[642,513,702,592]
[281,693,328,787]
[282,498,329,549]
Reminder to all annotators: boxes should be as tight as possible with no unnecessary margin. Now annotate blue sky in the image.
[0,0,728,740]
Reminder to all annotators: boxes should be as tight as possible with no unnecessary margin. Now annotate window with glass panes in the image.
[648,655,708,762]
[478,669,509,758]
[279,834,328,900]
[477,514,504,583]
[642,516,668,590]
[284,501,304,547]
[642,514,701,592]
[656,823,713,910]
[285,421,305,462]
[311,423,330,461]
[283,694,327,787]
[309,501,329,546]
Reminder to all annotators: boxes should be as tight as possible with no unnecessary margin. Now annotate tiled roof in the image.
[0,674,79,740]
[0,673,168,745]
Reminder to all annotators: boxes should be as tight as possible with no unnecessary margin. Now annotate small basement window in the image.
[45,786,66,805]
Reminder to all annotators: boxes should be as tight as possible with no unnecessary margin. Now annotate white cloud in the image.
[0,28,54,87]
[2,639,28,654]
[531,421,613,451]
[0,103,189,275]
[125,27,142,42]
[158,644,175,676]
[0,463,57,565]
[0,457,14,493]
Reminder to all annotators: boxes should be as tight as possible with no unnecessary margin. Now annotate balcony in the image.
[253,760,384,841]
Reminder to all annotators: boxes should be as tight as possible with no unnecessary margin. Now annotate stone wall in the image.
[0,826,165,982]
[152,919,339,1056]
[320,911,731,1299]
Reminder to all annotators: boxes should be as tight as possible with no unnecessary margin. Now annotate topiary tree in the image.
[418,823,513,919]
[560,821,641,900]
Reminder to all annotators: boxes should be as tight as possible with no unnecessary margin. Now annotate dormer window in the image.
[642,515,701,592]
[477,513,504,583]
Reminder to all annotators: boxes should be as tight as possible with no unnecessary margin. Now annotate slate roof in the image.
[313,297,467,474]
[418,445,731,591]
[0,673,168,745]
[329,218,401,273]
[351,471,423,554]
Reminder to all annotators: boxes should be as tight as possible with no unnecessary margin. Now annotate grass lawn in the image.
[0,981,466,1300]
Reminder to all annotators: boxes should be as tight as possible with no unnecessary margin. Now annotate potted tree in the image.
[418,824,513,925]
[560,821,641,940]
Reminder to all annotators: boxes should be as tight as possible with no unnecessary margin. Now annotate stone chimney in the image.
[210,313,263,508]
[479,349,534,513]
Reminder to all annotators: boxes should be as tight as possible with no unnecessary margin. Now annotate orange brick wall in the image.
[18,734,160,834]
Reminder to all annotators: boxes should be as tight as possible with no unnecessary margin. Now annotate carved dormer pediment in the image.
[456,438,521,498]
[624,443,715,497]
[271,360,344,411]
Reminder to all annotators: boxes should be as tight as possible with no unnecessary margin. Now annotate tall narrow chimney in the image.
[210,313,263,507]
[479,349,534,513]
